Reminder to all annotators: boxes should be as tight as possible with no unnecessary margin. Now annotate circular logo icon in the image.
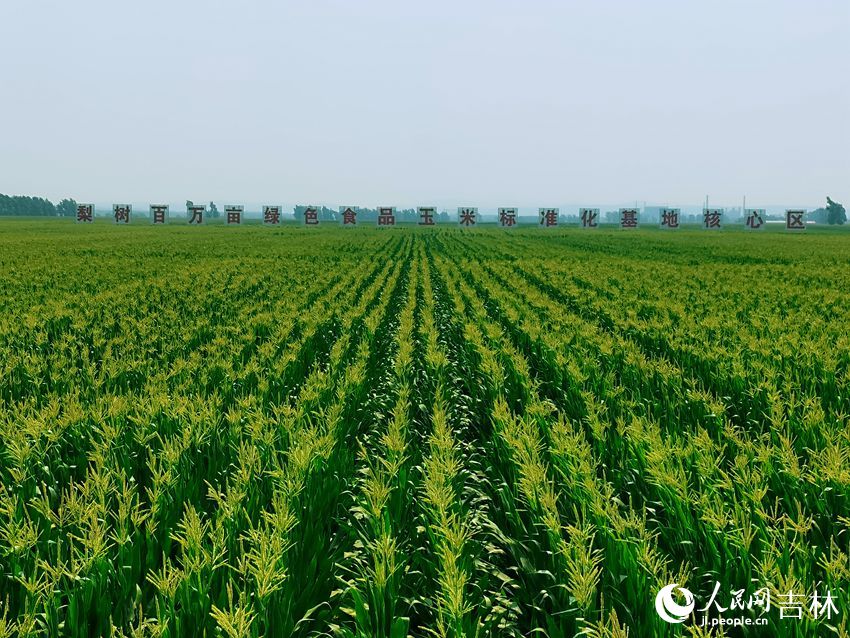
[655,584,695,624]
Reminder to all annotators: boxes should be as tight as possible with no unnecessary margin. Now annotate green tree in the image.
[56,198,78,217]
[826,197,846,225]
[0,193,56,216]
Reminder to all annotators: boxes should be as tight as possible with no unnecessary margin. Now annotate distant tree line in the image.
[809,197,846,225]
[0,194,78,217]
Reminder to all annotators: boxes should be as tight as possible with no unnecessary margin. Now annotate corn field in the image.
[1,220,849,637]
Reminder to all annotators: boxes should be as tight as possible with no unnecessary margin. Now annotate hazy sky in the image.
[1,0,848,209]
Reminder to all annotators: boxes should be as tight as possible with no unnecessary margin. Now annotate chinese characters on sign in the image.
[744,208,765,230]
[65,202,822,233]
[785,209,806,231]
[150,205,168,225]
[113,204,131,224]
[225,205,243,225]
[619,208,639,229]
[187,204,205,225]
[263,205,281,225]
[660,208,680,229]
[340,206,358,227]
[418,207,436,226]
[76,204,94,223]
[498,208,517,228]
[458,207,478,227]
[303,206,319,226]
[539,208,559,228]
[703,208,723,230]
[377,206,396,227]
[580,208,599,228]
